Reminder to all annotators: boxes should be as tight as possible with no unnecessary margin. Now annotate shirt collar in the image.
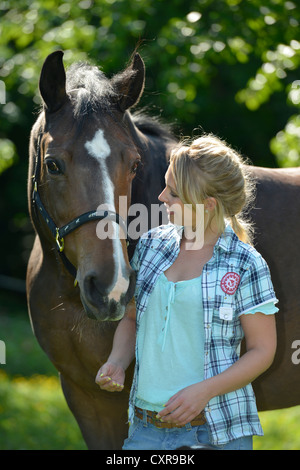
[168,222,239,253]
[215,224,239,253]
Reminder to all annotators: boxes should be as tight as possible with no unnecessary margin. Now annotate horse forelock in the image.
[65,63,117,119]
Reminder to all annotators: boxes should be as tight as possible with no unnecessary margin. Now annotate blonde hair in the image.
[169,134,255,244]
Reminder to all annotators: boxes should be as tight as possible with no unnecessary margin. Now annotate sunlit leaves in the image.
[235,33,300,164]
[270,115,300,167]
[236,37,300,153]
[0,139,17,174]
[0,0,300,173]
[227,37,252,63]
[288,80,300,106]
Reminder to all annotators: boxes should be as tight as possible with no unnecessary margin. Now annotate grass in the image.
[0,291,299,450]
[0,371,86,450]
[254,406,300,450]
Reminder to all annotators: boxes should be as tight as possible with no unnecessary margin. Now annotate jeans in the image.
[122,412,253,450]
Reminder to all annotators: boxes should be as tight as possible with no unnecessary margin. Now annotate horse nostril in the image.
[83,268,136,309]
[83,272,108,306]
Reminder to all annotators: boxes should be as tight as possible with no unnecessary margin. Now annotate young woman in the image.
[95,134,278,450]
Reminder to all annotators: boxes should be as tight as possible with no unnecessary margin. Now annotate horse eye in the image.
[130,159,141,175]
[46,159,62,175]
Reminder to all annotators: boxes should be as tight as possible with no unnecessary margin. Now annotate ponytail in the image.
[229,214,253,245]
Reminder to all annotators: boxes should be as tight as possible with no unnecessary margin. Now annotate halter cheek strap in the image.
[31,132,128,280]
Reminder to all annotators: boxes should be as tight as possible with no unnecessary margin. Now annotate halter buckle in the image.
[56,228,64,252]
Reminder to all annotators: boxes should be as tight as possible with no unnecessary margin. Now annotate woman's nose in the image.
[158,187,168,203]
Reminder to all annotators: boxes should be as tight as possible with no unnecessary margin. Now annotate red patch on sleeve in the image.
[221,272,240,295]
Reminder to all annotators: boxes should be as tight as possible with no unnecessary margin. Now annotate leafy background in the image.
[0,0,299,450]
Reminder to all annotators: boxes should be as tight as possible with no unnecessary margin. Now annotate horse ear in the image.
[39,50,68,113]
[112,53,145,112]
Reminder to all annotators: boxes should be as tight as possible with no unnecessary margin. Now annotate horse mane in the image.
[132,110,175,142]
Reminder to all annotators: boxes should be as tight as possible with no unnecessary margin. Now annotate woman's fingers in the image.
[95,367,125,392]
[96,374,124,391]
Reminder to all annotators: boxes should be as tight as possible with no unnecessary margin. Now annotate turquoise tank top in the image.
[135,272,205,412]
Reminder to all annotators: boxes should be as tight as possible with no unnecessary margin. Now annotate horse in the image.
[26,50,174,449]
[27,50,300,450]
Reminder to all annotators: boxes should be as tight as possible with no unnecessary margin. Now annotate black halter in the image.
[31,132,128,280]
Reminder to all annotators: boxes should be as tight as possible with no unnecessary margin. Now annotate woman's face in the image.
[158,167,185,225]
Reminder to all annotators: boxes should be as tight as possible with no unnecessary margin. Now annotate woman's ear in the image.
[205,197,217,212]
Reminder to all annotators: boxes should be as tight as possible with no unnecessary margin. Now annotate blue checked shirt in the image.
[129,224,278,445]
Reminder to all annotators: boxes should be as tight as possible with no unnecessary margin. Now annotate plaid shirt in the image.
[129,224,278,445]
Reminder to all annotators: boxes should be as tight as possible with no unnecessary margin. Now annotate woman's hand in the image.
[156,381,211,426]
[95,362,125,392]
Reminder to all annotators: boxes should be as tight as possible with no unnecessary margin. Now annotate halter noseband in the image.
[31,132,128,280]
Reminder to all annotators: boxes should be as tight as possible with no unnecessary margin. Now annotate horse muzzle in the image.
[79,269,136,321]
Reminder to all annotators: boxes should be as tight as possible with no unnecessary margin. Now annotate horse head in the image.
[29,50,147,321]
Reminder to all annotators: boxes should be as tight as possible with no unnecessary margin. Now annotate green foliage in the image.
[0,138,17,173]
[0,0,300,278]
[270,114,300,167]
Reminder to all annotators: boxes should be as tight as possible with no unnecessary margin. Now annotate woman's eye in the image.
[46,159,62,175]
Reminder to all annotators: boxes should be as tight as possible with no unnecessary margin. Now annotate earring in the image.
[205,209,208,214]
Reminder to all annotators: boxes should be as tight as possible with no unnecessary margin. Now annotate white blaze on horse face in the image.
[84,129,129,303]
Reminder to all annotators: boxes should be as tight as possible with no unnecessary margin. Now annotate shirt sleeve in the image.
[238,300,278,316]
[235,253,278,316]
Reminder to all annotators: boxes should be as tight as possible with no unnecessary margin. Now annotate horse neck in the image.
[123,110,175,172]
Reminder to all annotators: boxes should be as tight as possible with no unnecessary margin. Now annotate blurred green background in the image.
[0,0,299,450]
